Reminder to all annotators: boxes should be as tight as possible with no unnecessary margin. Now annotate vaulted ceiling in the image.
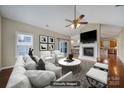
[0,5,124,37]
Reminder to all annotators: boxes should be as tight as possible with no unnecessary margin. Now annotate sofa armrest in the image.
[56,71,73,81]
[45,71,73,88]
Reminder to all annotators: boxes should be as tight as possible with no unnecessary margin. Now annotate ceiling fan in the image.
[65,5,88,29]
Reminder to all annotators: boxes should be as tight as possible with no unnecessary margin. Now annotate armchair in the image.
[40,51,55,64]
[52,50,65,62]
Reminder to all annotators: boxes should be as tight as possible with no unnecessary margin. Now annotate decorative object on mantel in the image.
[64,54,74,62]
[65,5,88,29]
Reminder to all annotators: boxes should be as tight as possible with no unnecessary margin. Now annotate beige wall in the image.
[1,18,71,67]
[117,27,124,63]
[0,16,1,69]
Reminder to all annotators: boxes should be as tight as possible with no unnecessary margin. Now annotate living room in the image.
[0,5,124,88]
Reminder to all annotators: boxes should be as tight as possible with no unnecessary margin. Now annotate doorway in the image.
[58,39,69,56]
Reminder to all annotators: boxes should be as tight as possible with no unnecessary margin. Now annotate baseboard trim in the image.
[0,66,14,71]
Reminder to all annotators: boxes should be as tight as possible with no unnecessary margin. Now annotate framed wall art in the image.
[48,36,55,43]
[48,44,55,51]
[39,43,48,51]
[39,35,48,43]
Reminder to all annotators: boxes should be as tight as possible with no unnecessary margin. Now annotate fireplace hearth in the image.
[83,47,94,57]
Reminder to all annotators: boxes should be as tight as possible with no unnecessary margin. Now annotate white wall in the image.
[117,28,124,63]
[71,23,101,61]
[71,35,80,49]
[1,18,71,67]
[0,16,1,69]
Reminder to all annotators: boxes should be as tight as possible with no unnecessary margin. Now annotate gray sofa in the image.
[6,55,72,88]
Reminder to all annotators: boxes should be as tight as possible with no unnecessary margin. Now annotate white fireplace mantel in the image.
[79,42,98,61]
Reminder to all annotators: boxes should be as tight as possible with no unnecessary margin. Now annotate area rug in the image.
[56,60,95,88]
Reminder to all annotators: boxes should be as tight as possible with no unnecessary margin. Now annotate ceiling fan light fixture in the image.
[65,5,88,29]
[77,23,80,28]
[71,24,74,29]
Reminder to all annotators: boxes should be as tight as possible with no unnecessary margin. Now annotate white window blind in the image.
[16,33,33,56]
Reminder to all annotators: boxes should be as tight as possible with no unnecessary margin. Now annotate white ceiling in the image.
[0,5,124,37]
[101,24,122,39]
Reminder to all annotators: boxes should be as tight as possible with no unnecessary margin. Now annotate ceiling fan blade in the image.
[65,19,73,23]
[77,15,85,21]
[65,24,72,27]
[79,15,85,19]
[115,5,124,7]
[79,22,88,24]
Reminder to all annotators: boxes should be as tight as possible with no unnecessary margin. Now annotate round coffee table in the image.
[58,58,81,66]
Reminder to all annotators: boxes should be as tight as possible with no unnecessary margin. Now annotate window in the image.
[16,33,33,56]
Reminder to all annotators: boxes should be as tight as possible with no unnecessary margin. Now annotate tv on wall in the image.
[80,30,97,43]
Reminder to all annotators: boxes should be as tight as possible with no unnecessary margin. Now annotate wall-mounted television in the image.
[80,30,97,43]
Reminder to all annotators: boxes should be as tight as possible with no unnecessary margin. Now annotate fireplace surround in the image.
[83,47,94,57]
[79,42,98,61]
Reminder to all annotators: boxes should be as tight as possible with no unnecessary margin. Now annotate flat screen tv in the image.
[80,30,97,43]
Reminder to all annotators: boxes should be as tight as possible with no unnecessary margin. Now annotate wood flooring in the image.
[0,68,13,88]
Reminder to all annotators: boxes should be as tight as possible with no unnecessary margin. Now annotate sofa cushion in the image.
[36,59,45,70]
[45,62,62,78]
[25,70,56,87]
[12,66,26,75]
[6,73,32,88]
[25,55,37,70]
[25,61,37,70]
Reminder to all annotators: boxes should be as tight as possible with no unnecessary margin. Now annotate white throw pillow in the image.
[6,74,31,88]
[23,55,29,62]
[25,55,37,70]
[25,61,37,70]
[25,70,56,87]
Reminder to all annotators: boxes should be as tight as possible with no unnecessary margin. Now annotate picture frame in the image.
[48,36,55,43]
[39,43,48,51]
[48,44,55,51]
[39,35,48,43]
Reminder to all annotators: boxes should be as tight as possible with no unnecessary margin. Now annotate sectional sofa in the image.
[6,55,72,88]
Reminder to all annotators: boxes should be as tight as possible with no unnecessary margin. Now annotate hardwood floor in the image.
[107,54,124,88]
[0,68,13,88]
[100,54,124,88]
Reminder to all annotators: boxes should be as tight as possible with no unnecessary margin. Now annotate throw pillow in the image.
[25,70,56,87]
[25,55,37,70]
[30,56,38,64]
[25,61,37,70]
[36,59,45,70]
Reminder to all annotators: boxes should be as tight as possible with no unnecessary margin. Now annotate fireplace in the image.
[83,47,94,57]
